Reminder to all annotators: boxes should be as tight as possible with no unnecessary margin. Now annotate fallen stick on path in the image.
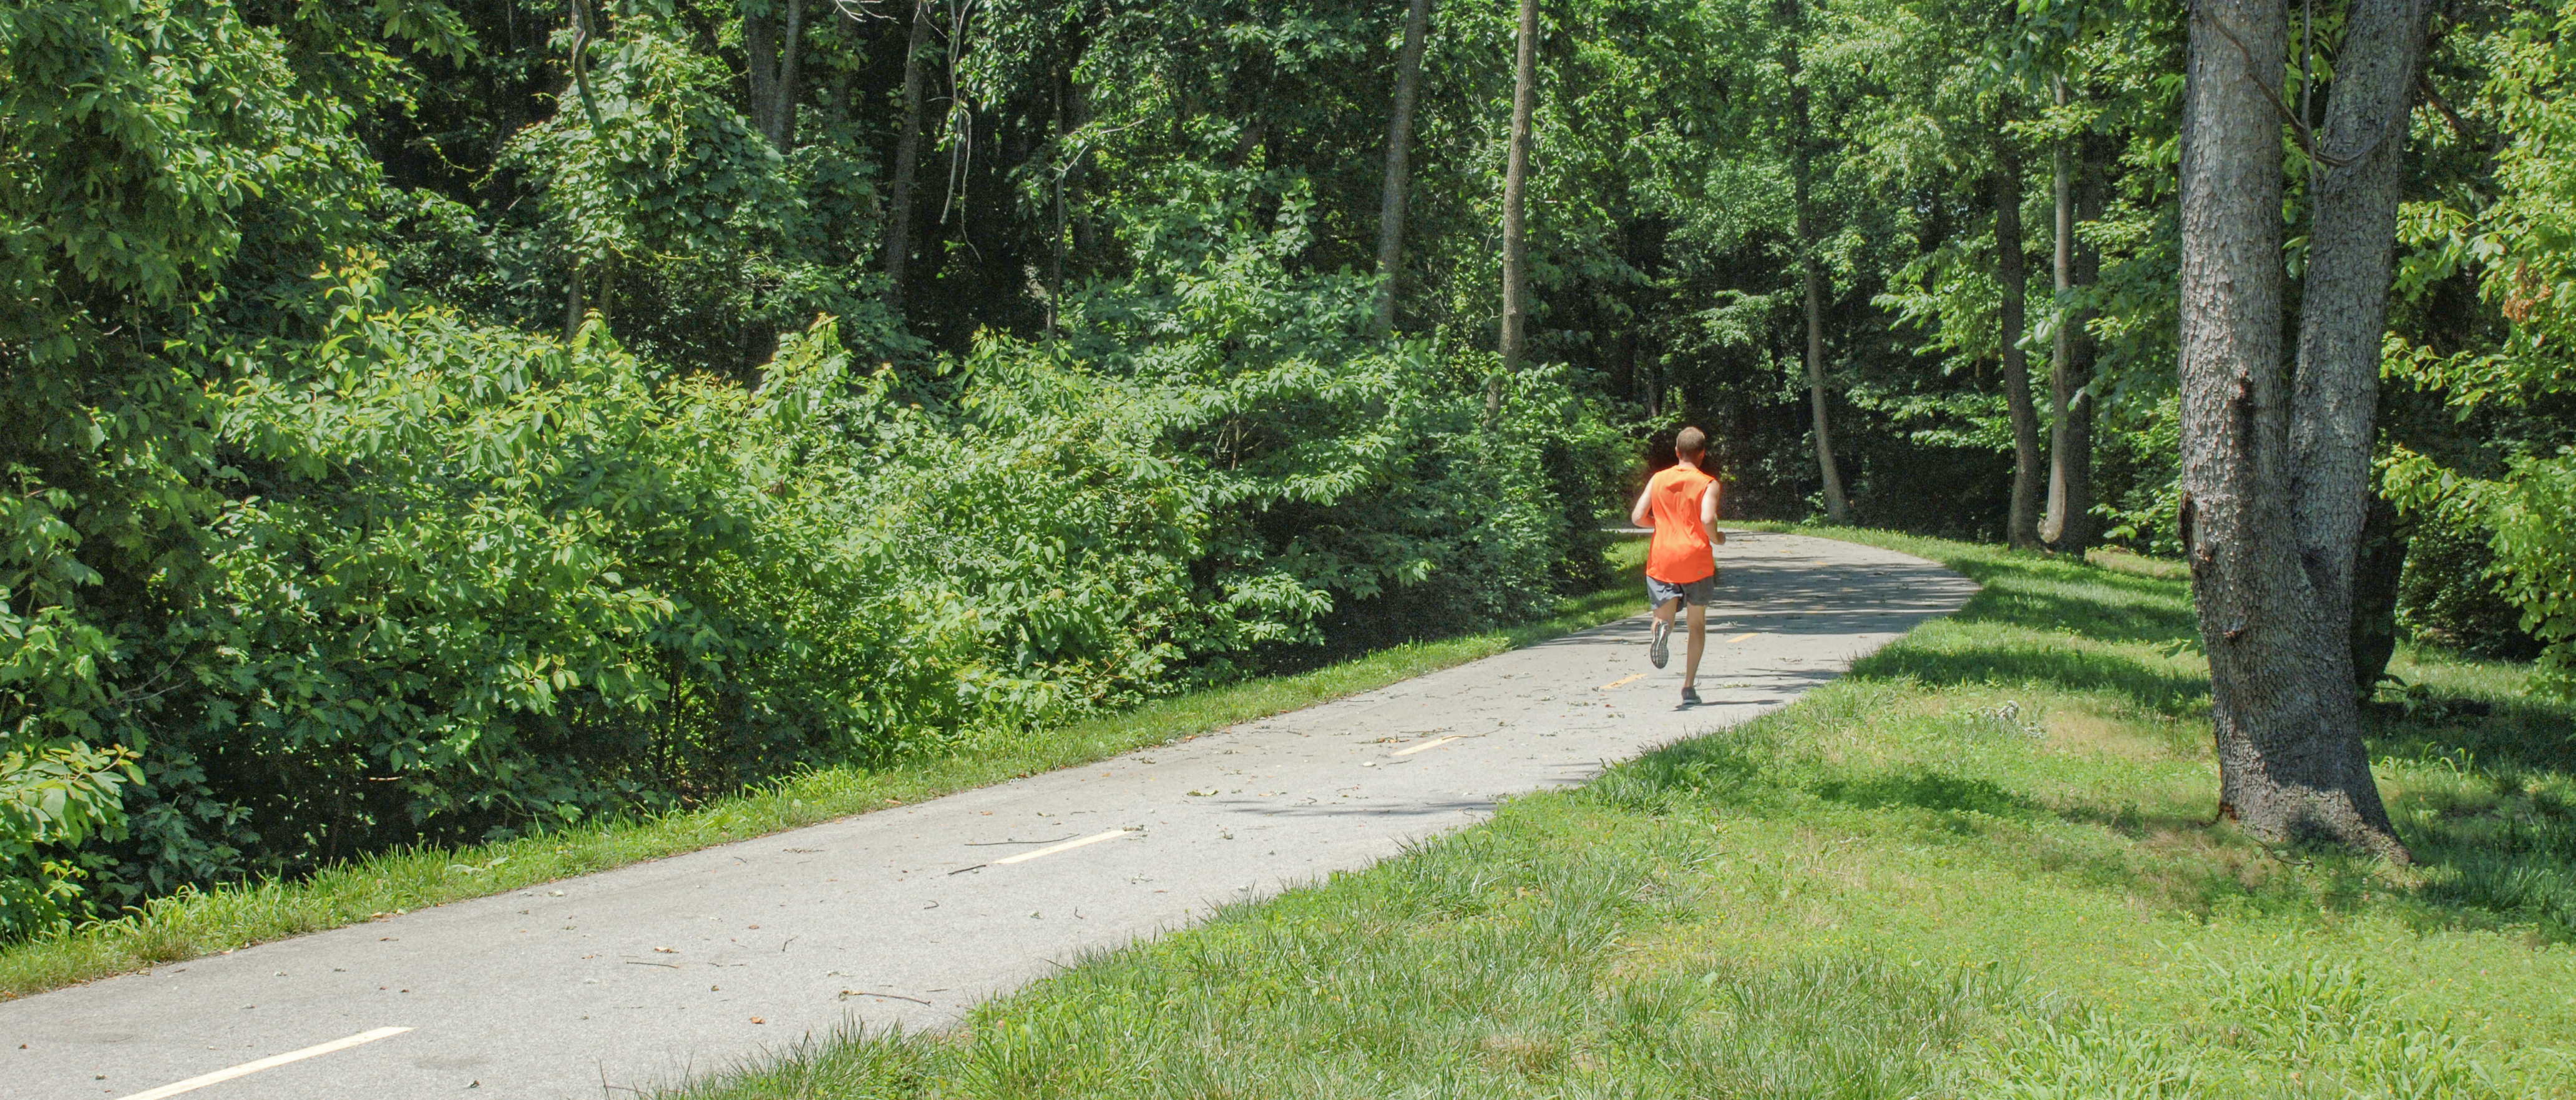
[840,990,932,1004]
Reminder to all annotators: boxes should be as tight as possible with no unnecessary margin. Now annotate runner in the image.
[1629,426,1724,705]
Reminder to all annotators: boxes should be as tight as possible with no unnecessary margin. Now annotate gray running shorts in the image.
[1646,572,1717,608]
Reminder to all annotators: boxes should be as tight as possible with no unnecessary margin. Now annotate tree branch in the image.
[2191,0,2376,170]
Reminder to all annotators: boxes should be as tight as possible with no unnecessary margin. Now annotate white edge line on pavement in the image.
[114,1026,412,1100]
[1390,735,1463,757]
[992,828,1133,865]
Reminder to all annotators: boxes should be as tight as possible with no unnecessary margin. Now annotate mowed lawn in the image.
[673,531,2576,1099]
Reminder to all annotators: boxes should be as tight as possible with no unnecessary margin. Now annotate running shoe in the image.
[1680,685,1702,705]
[1648,617,1672,668]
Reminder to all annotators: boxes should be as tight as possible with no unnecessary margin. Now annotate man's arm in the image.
[1629,481,1656,528]
[1699,480,1725,546]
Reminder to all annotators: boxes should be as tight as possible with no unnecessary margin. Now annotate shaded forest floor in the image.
[0,548,1655,999]
[673,531,2576,1099]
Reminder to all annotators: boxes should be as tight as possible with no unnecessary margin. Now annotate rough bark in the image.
[2293,0,2432,749]
[2178,0,2414,861]
[1495,0,1539,418]
[1996,143,2043,549]
[882,0,935,313]
[1790,66,1849,524]
[1374,0,1433,335]
[2041,84,2096,552]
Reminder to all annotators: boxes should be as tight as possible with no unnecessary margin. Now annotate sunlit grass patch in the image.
[668,529,2576,1098]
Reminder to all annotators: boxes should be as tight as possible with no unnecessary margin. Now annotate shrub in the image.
[0,242,1617,927]
[2396,503,2548,663]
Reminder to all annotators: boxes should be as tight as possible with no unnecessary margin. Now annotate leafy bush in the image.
[1056,170,1626,656]
[2379,7,2576,697]
[2393,499,2549,663]
[0,744,135,938]
[0,1,1620,932]
[0,246,1615,926]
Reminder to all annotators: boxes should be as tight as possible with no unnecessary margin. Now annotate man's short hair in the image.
[1675,426,1708,459]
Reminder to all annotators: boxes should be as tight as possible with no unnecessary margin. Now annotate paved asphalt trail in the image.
[2,531,1974,1099]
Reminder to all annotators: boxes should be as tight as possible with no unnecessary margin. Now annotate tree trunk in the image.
[1996,142,2043,549]
[777,0,802,149]
[565,0,602,130]
[1068,79,1095,258]
[1494,0,1539,419]
[1048,77,1066,340]
[2042,82,2095,553]
[2293,0,2432,764]
[564,260,585,341]
[1374,0,1433,335]
[746,4,779,143]
[1790,68,1849,524]
[2350,488,2411,693]
[882,0,935,313]
[2178,0,2412,861]
[744,0,803,149]
[562,3,596,343]
[1800,252,1847,524]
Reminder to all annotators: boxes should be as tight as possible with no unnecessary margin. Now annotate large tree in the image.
[2176,0,2429,858]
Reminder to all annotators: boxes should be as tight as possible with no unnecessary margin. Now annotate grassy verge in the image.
[0,543,1651,999]
[672,529,2576,1099]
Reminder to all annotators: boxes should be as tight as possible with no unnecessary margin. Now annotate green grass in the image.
[0,542,1653,1000]
[666,528,2576,1099]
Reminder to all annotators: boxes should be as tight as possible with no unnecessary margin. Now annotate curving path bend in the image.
[1,531,1974,1099]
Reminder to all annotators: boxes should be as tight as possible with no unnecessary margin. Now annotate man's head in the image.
[1675,426,1708,465]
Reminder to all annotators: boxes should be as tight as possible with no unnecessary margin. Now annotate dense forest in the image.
[0,0,2570,935]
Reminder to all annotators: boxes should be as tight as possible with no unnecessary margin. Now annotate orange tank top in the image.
[1644,464,1717,584]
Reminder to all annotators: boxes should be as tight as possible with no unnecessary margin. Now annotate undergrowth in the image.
[0,544,1649,999]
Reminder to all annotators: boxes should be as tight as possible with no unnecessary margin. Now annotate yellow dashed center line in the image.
[1596,672,1649,691]
[1725,632,1757,643]
[1392,735,1463,757]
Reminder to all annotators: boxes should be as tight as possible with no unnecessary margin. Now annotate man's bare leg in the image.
[1648,596,1682,667]
[1682,602,1707,688]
